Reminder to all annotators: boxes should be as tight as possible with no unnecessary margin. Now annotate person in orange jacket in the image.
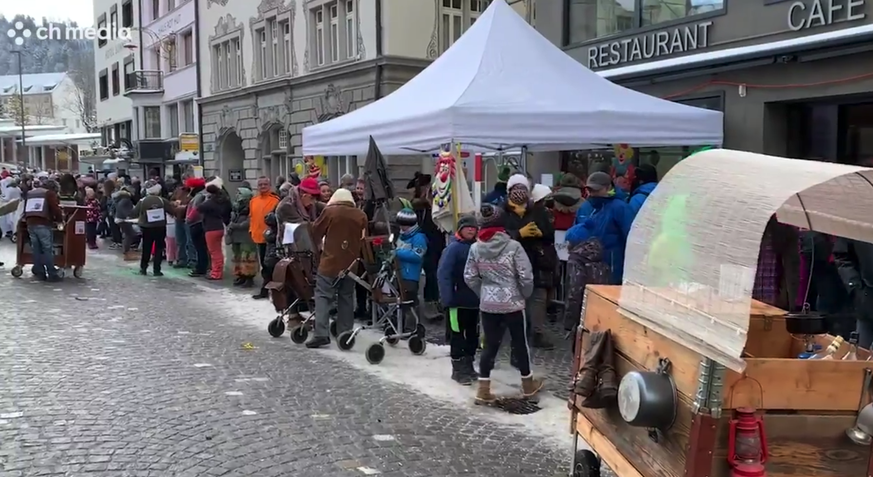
[249,176,281,299]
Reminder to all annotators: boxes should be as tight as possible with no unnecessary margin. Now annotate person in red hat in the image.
[275,177,324,228]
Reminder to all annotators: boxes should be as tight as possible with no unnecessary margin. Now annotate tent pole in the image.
[451,141,460,230]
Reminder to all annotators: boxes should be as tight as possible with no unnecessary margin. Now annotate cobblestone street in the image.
[0,243,573,477]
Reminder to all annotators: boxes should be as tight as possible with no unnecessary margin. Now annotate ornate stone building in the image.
[196,0,530,189]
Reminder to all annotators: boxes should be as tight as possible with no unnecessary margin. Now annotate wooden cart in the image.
[11,205,88,279]
[570,285,873,477]
[568,149,873,477]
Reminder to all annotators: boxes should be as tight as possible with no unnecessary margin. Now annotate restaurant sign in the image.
[787,0,866,31]
[587,21,713,69]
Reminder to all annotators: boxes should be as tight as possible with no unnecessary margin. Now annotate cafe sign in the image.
[587,21,712,69]
[787,0,866,31]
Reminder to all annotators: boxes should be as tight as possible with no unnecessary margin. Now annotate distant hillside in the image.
[0,15,94,76]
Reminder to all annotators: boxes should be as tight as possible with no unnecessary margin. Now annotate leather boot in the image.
[123,251,138,262]
[475,379,496,404]
[598,331,618,401]
[574,331,606,398]
[521,375,545,398]
[451,359,472,386]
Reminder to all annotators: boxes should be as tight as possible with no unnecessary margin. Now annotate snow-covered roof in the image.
[0,124,65,136]
[16,133,101,146]
[0,72,67,95]
[599,23,873,79]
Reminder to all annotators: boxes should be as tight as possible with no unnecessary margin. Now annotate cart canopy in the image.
[301,0,723,156]
[620,149,873,372]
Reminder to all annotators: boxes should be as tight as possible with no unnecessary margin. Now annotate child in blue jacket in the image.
[395,208,428,307]
[437,214,480,385]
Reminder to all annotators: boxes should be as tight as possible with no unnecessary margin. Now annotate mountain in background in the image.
[0,15,97,131]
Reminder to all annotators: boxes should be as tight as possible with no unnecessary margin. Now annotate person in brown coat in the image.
[305,188,368,348]
[23,179,64,281]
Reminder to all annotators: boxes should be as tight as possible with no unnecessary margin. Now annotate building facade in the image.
[94,0,139,148]
[0,73,89,134]
[124,0,200,173]
[196,0,530,189]
[535,0,873,173]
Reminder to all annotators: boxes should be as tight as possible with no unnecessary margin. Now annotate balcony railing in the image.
[125,70,163,93]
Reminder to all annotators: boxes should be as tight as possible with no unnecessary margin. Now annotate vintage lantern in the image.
[727,407,768,477]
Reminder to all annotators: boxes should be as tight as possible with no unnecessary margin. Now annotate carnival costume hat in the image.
[406,172,432,190]
[395,207,418,226]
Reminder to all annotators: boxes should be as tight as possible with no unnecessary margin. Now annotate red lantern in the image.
[727,407,768,477]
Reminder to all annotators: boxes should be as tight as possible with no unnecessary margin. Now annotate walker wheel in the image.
[56,268,65,279]
[337,330,356,351]
[573,450,601,477]
[290,324,308,344]
[384,328,399,346]
[9,233,16,243]
[267,317,286,337]
[366,343,385,364]
[329,320,338,339]
[415,323,426,339]
[408,336,426,355]
[10,266,22,278]
[72,266,83,279]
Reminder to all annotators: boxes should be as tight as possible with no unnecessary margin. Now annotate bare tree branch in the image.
[64,50,98,133]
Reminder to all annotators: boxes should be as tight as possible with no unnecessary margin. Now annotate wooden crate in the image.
[573,285,872,477]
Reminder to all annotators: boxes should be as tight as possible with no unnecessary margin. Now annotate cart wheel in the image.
[384,328,399,346]
[72,266,83,279]
[408,336,426,355]
[10,266,22,278]
[366,343,386,364]
[267,317,286,337]
[337,330,356,351]
[415,323,426,339]
[329,320,338,339]
[290,325,308,344]
[573,450,601,477]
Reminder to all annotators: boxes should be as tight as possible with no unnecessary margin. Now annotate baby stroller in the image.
[332,234,427,364]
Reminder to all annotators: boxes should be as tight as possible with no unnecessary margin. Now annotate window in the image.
[283,21,291,73]
[97,15,107,48]
[566,0,723,45]
[181,31,194,66]
[267,20,277,77]
[98,69,108,100]
[144,106,161,138]
[111,63,120,96]
[224,42,232,88]
[214,45,224,90]
[315,9,325,66]
[470,0,489,26]
[278,128,287,149]
[110,6,118,39]
[122,0,133,27]
[123,58,135,91]
[182,100,195,133]
[151,0,160,21]
[345,0,355,58]
[440,0,462,52]
[258,29,267,79]
[233,38,243,86]
[166,38,177,72]
[641,0,723,27]
[168,0,176,11]
[167,104,179,137]
[329,4,339,62]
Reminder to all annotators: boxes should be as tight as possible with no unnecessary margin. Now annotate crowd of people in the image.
[4,159,873,401]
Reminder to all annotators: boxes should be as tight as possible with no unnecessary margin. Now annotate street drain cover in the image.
[492,398,541,415]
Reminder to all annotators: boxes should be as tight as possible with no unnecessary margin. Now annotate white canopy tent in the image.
[302,0,723,156]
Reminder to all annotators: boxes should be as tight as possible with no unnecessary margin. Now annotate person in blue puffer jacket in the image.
[394,207,428,305]
[566,172,635,284]
[437,214,480,386]
[627,163,658,217]
[574,177,627,226]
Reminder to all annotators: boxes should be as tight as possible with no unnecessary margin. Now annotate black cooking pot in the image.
[617,358,677,430]
[785,311,827,335]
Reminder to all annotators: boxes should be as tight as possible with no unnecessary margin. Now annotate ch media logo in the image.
[7,21,131,45]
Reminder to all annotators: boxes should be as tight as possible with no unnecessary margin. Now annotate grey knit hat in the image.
[477,203,504,228]
[457,214,478,231]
